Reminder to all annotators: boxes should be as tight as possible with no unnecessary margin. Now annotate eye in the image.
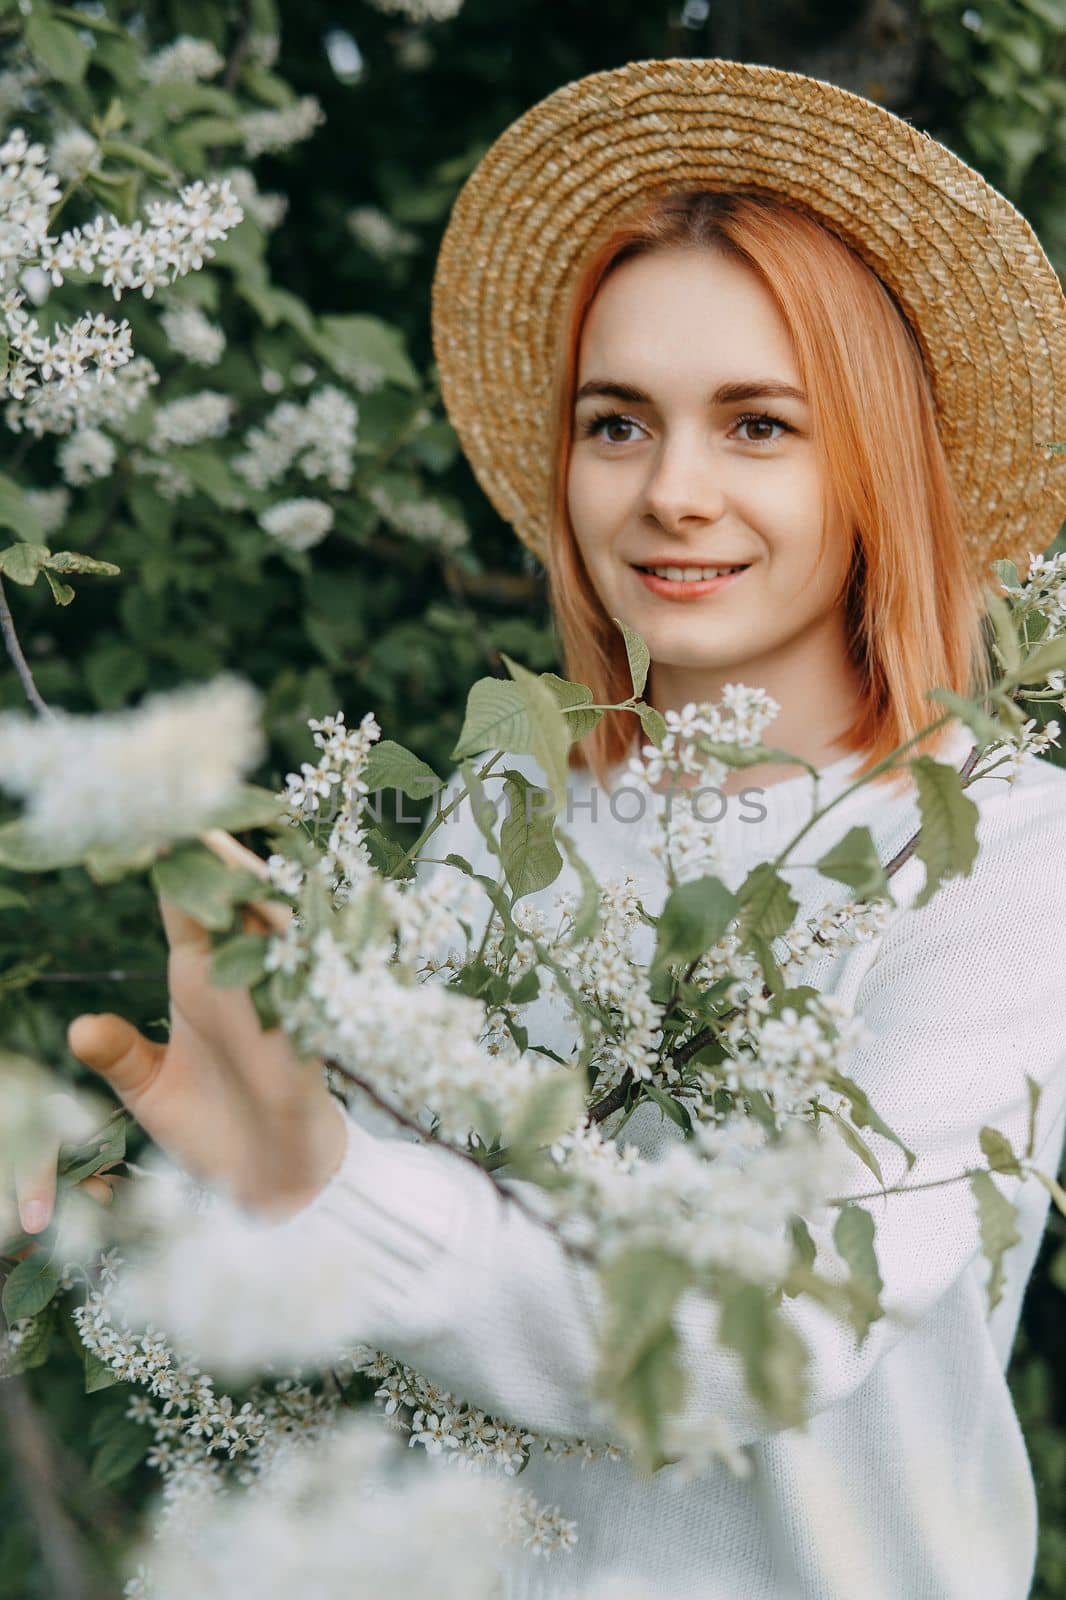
[732,411,792,444]
[578,409,646,445]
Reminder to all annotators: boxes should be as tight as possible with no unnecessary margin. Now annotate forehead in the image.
[577,247,800,385]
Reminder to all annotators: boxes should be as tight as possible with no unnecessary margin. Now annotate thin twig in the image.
[0,575,53,718]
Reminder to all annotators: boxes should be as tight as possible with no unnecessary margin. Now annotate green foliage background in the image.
[0,0,1063,1592]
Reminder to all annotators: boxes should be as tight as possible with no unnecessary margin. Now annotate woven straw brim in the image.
[431,57,1065,577]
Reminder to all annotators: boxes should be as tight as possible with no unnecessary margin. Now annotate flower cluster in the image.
[158,302,226,366]
[141,35,225,85]
[234,385,358,492]
[347,204,420,260]
[366,0,466,19]
[258,496,334,551]
[149,389,235,449]
[1017,548,1066,635]
[238,96,325,158]
[366,480,468,551]
[547,1111,850,1284]
[0,675,264,857]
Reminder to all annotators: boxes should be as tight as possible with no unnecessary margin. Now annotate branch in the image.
[0,575,53,718]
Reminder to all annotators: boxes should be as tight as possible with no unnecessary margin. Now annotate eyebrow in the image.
[573,377,809,407]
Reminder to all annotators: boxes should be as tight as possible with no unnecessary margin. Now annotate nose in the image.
[640,428,728,534]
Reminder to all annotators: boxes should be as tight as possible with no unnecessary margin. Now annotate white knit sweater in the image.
[282,720,1066,1600]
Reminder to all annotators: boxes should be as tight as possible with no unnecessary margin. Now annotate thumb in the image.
[67,1012,166,1106]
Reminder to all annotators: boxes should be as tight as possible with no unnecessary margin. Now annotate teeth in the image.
[643,565,746,581]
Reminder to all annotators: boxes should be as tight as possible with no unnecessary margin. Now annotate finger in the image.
[199,827,270,881]
[67,1012,166,1105]
[14,1138,60,1234]
[199,830,292,934]
[78,1174,116,1207]
[157,891,212,954]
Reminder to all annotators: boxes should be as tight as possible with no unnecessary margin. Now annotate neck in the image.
[646,612,864,794]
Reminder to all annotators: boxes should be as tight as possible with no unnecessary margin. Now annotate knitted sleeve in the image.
[275,763,1066,1448]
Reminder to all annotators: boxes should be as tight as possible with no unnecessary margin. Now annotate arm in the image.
[280,765,1066,1446]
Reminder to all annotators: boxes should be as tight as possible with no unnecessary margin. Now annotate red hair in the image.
[545,189,991,789]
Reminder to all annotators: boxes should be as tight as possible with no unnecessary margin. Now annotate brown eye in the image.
[734,413,790,444]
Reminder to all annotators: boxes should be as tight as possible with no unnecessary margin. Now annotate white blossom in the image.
[149,389,234,449]
[0,674,264,857]
[258,496,333,552]
[366,481,468,551]
[238,96,325,158]
[58,425,115,484]
[24,485,70,534]
[234,385,358,491]
[141,36,225,84]
[49,126,98,180]
[221,165,288,231]
[347,204,419,260]
[158,302,225,366]
[365,0,465,19]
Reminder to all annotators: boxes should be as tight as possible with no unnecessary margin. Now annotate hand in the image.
[13,1089,123,1236]
[58,848,346,1226]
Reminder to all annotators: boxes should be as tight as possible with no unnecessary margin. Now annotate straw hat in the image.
[431,57,1065,577]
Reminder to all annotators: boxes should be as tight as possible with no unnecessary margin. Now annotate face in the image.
[566,247,855,713]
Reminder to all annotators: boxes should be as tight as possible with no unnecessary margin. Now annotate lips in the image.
[631,563,752,602]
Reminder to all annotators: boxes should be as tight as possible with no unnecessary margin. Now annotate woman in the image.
[20,58,1066,1599]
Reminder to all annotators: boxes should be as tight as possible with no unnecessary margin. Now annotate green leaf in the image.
[827,1107,884,1188]
[42,569,75,605]
[735,862,798,943]
[4,1301,57,1373]
[1009,634,1066,687]
[539,673,601,741]
[24,10,91,82]
[45,550,121,576]
[499,769,563,900]
[312,313,419,390]
[814,826,890,900]
[598,1247,691,1382]
[150,843,264,932]
[3,1255,60,1323]
[609,1324,685,1473]
[1024,1074,1041,1161]
[991,559,1022,592]
[612,616,650,697]
[362,740,441,800]
[453,677,534,761]
[832,1204,884,1343]
[636,702,668,748]
[0,472,45,540]
[829,1072,917,1171]
[200,783,288,833]
[969,1170,1021,1313]
[169,446,245,508]
[498,653,573,814]
[984,588,1022,676]
[0,819,88,872]
[85,168,139,224]
[238,281,315,337]
[503,1071,585,1156]
[0,885,28,911]
[979,1126,1022,1177]
[84,1346,122,1393]
[925,688,1006,748]
[58,1117,126,1189]
[91,1417,148,1486]
[209,932,269,988]
[718,1280,809,1429]
[910,757,980,909]
[651,875,738,977]
[0,541,49,585]
[645,1081,692,1134]
[99,139,174,180]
